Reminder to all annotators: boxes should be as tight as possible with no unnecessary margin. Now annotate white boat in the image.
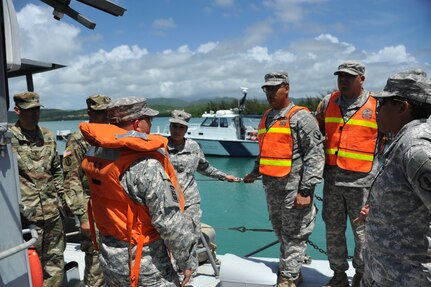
[62,226,357,287]
[63,221,356,287]
[162,88,260,157]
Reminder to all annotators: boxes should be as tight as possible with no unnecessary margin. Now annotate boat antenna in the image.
[238,87,248,113]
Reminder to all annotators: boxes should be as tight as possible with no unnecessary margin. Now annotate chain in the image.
[309,194,353,259]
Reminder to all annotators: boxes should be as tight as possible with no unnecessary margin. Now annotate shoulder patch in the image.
[63,156,72,167]
[418,170,431,193]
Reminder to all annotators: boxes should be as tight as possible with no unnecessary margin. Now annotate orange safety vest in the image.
[324,91,378,173]
[80,123,184,287]
[257,105,308,177]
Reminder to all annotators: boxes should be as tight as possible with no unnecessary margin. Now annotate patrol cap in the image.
[261,72,289,88]
[86,94,111,110]
[373,69,431,105]
[107,96,159,124]
[334,61,365,76]
[13,91,43,109]
[169,110,191,127]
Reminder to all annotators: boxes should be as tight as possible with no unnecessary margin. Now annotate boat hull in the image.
[191,138,258,157]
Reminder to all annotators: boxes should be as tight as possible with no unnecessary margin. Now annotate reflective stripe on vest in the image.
[324,91,378,172]
[258,106,308,177]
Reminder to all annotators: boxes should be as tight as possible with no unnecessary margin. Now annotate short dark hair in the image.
[409,101,431,119]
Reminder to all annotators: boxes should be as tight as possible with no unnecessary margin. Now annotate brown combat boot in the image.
[323,272,349,287]
[278,272,303,287]
[351,272,363,287]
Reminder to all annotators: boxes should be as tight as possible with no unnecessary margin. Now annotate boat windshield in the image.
[201,118,219,127]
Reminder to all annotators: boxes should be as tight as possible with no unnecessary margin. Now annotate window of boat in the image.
[220,118,228,128]
[201,118,219,127]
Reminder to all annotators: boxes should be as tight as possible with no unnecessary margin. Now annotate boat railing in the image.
[0,224,38,260]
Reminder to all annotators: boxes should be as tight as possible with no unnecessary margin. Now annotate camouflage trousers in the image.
[264,186,316,280]
[80,229,104,286]
[360,273,386,287]
[322,183,368,273]
[182,203,201,271]
[100,238,181,287]
[33,214,65,287]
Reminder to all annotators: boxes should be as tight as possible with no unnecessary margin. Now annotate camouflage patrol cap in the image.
[86,94,111,110]
[13,91,43,109]
[169,110,191,127]
[373,69,431,105]
[334,61,365,76]
[262,71,289,88]
[107,96,159,123]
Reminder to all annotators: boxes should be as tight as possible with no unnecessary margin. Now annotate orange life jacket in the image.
[324,91,378,173]
[80,123,184,287]
[257,105,308,177]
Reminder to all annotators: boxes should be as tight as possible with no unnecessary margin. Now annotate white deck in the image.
[65,244,356,287]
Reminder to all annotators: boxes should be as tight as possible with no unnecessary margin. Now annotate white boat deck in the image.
[65,244,355,287]
[191,254,355,287]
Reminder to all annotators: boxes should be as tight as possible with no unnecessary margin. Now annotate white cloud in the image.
[365,45,416,64]
[8,4,430,111]
[17,4,81,63]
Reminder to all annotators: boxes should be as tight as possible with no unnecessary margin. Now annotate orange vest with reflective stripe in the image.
[257,106,308,177]
[80,123,184,287]
[324,91,378,173]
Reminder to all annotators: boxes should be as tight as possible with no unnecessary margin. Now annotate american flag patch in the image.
[63,148,72,158]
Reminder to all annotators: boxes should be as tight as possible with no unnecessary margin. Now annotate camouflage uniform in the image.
[167,137,229,268]
[95,156,196,286]
[62,94,110,286]
[248,103,325,280]
[10,122,65,287]
[83,96,196,286]
[315,89,380,274]
[63,129,104,286]
[362,70,431,286]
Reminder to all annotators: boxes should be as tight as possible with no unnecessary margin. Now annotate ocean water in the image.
[40,118,355,261]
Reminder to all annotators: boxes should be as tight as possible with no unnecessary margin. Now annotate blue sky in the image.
[7,0,431,110]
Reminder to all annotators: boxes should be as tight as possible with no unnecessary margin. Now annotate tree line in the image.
[7,95,325,122]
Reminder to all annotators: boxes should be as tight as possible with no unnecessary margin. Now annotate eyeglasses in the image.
[139,116,153,123]
[377,97,405,109]
[262,84,286,94]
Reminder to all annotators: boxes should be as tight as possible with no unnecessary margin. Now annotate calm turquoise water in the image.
[40,118,355,260]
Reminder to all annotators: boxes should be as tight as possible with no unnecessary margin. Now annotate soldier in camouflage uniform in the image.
[10,92,66,287]
[81,97,196,286]
[360,69,431,286]
[315,61,381,287]
[244,72,325,287]
[167,110,237,269]
[62,94,111,286]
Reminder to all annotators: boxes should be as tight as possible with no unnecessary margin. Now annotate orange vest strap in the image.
[130,235,146,287]
[87,200,99,251]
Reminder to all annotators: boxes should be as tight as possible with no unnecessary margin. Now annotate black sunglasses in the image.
[377,97,405,108]
[262,84,286,94]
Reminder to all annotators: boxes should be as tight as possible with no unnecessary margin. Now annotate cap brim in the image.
[334,69,360,76]
[261,80,285,88]
[372,91,396,99]
[19,103,43,109]
[169,118,188,126]
[143,108,159,117]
